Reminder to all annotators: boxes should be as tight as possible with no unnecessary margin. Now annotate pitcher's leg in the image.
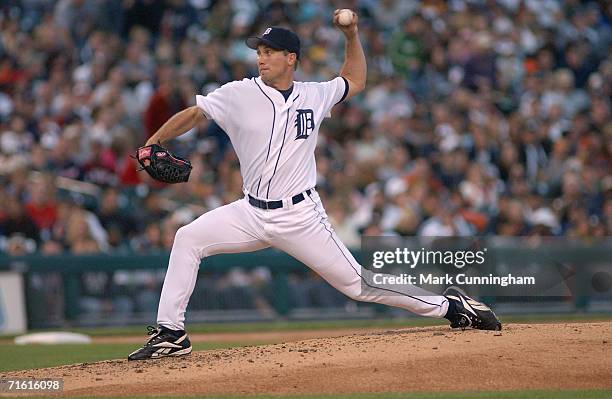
[272,195,448,318]
[157,200,268,330]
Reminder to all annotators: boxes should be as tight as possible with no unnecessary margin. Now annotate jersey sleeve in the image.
[318,76,349,118]
[195,82,235,128]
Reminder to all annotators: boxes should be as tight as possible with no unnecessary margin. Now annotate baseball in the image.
[338,9,353,26]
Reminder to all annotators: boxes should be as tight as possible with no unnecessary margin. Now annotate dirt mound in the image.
[3,322,611,396]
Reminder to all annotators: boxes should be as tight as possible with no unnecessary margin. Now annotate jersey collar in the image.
[255,76,299,107]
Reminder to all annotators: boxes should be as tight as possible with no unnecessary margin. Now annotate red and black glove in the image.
[135,143,192,184]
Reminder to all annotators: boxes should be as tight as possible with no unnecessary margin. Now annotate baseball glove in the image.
[135,143,192,184]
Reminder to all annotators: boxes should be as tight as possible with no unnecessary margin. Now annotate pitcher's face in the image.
[256,45,296,83]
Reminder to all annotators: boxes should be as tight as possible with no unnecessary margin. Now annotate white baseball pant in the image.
[157,190,449,330]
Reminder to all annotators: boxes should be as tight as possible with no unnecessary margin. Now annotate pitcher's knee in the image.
[172,225,201,253]
[340,284,371,303]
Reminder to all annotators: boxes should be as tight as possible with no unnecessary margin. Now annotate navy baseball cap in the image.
[246,27,301,59]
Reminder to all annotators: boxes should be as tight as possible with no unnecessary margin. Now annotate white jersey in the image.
[196,76,348,200]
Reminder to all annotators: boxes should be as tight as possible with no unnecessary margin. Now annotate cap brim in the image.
[246,36,284,51]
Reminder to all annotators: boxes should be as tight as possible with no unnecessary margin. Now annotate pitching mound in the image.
[4,322,611,396]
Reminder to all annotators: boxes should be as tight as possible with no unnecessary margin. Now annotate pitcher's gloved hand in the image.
[135,143,192,184]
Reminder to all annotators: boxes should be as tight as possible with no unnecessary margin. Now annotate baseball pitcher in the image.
[129,9,501,361]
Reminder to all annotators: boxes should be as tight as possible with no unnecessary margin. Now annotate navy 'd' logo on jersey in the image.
[295,109,314,140]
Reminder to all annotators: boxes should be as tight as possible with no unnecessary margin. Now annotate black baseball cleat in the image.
[128,325,192,360]
[443,286,502,331]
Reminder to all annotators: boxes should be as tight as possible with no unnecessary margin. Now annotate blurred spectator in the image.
[65,208,100,253]
[97,187,136,249]
[24,174,58,237]
[143,64,187,139]
[0,195,40,243]
[388,13,427,82]
[130,222,164,251]
[463,32,497,92]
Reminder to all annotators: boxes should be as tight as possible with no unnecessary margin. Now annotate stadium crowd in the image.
[0,0,611,257]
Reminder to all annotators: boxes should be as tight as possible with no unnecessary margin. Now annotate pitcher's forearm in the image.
[146,106,204,145]
[340,33,366,96]
[340,33,366,84]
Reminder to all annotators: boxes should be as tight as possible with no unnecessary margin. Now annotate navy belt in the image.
[248,189,312,210]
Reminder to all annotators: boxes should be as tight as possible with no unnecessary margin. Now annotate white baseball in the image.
[338,9,353,26]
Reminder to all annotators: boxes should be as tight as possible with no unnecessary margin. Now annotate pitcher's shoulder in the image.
[298,77,344,88]
[222,78,253,89]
